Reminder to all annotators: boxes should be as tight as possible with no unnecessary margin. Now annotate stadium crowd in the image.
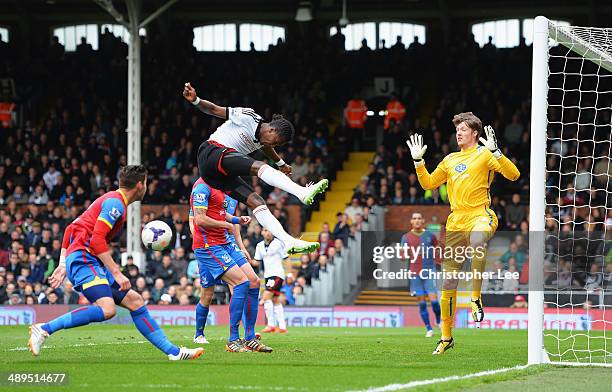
[1,24,611,306]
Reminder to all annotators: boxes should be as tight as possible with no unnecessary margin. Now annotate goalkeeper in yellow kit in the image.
[406,112,520,355]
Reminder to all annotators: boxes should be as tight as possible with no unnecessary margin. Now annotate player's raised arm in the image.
[480,125,520,181]
[407,133,448,190]
[183,82,228,119]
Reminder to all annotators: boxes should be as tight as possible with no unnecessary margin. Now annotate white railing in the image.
[298,205,385,305]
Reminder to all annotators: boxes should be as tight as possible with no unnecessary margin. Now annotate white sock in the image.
[274,303,286,329]
[253,205,295,246]
[264,299,275,327]
[258,165,306,199]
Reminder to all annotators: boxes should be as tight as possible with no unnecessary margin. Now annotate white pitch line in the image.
[349,364,530,392]
[8,340,147,352]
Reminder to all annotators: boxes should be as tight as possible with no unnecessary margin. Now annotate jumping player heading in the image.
[183,82,326,255]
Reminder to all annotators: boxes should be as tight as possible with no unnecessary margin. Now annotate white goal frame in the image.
[528,15,612,367]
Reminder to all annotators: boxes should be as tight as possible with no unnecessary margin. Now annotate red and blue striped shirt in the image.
[190,178,228,249]
[67,190,127,256]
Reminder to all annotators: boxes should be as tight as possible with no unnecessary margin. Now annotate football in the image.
[141,220,173,251]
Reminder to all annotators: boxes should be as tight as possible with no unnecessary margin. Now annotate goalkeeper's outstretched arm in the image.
[480,125,520,181]
[406,134,448,190]
[491,154,520,181]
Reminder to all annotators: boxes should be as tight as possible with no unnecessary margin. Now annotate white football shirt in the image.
[208,107,263,154]
[254,239,288,279]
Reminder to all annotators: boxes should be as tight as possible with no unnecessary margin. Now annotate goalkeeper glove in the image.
[479,125,502,158]
[406,133,427,167]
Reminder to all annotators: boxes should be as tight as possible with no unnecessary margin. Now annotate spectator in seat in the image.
[166,285,179,304]
[344,198,363,223]
[25,221,43,249]
[291,155,309,182]
[503,113,524,146]
[406,186,423,204]
[377,184,391,206]
[27,253,45,284]
[297,254,314,285]
[318,232,334,256]
[43,164,61,192]
[500,242,527,271]
[151,278,166,303]
[333,213,350,245]
[506,193,525,230]
[125,264,142,288]
[141,290,152,305]
[173,247,188,278]
[353,214,365,231]
[334,238,345,256]
[510,295,528,308]
[503,265,520,292]
[392,187,406,205]
[28,185,49,205]
[8,185,28,204]
[314,255,329,279]
[63,281,81,304]
[178,293,191,305]
[318,222,331,242]
[154,254,177,285]
[584,264,603,291]
[7,253,20,275]
[8,292,23,305]
[352,179,370,206]
[46,290,60,305]
[187,256,199,283]
[327,247,338,263]
[174,218,191,250]
[423,186,447,205]
[281,273,296,305]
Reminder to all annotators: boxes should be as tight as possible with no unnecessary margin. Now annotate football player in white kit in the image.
[253,228,289,333]
[183,82,326,255]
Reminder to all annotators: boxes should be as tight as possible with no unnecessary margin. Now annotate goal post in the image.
[528,15,549,366]
[529,16,612,366]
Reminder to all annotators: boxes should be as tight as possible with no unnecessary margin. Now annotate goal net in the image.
[529,16,612,366]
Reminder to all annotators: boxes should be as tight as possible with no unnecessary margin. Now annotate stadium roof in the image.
[1,0,609,24]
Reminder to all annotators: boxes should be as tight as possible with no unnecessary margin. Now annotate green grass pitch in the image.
[1,325,610,391]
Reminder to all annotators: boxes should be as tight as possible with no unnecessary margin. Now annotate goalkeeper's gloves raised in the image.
[406,133,427,167]
[479,125,502,158]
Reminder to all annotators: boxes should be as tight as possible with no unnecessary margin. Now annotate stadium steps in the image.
[354,290,420,305]
[302,151,374,241]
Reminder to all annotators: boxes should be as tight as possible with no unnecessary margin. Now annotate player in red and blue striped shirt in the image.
[190,178,271,353]
[401,212,442,337]
[29,165,204,361]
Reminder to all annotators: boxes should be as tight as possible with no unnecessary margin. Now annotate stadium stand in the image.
[1,9,608,308]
